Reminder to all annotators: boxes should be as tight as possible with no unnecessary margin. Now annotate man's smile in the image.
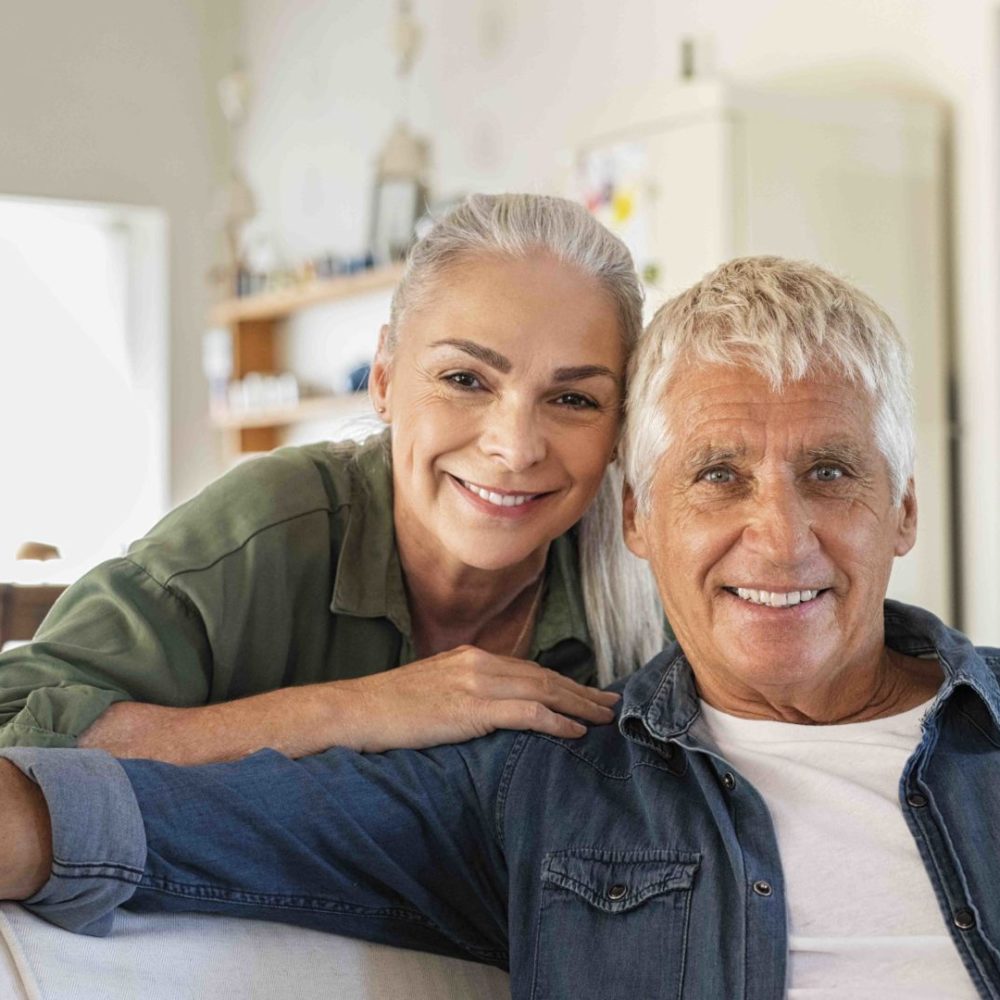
[724,587,827,608]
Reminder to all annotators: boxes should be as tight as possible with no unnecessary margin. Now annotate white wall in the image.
[236,0,1000,643]
[6,1,993,639]
[0,0,238,507]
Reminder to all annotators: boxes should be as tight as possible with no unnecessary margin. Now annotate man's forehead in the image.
[660,365,877,457]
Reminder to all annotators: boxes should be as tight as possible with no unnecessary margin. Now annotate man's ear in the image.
[368,325,393,421]
[894,477,918,557]
[622,482,650,560]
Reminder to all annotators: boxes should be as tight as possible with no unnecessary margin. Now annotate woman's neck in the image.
[396,530,549,658]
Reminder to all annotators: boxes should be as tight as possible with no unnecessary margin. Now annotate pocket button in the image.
[606,883,628,901]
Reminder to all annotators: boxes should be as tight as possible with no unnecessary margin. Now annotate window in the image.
[0,196,168,580]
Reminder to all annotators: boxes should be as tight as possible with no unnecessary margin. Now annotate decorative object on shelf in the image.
[202,327,234,405]
[224,372,300,415]
[370,1,432,264]
[209,66,259,296]
[371,123,430,263]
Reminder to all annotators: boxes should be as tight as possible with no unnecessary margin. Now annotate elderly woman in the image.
[0,193,663,763]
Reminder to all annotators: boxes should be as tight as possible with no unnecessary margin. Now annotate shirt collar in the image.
[330,431,412,635]
[619,598,1000,747]
[330,431,592,657]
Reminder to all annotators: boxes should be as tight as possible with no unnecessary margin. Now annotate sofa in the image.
[0,903,511,999]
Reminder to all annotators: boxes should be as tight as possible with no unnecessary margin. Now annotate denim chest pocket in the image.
[531,848,700,1000]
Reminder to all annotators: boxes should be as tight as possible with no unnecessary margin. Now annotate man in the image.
[0,257,996,998]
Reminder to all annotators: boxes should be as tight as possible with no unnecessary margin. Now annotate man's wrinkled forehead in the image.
[658,364,880,462]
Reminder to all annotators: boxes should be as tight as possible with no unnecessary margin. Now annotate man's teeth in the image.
[734,588,820,608]
[461,480,536,507]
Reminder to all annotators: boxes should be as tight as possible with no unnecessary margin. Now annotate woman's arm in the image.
[79,645,619,763]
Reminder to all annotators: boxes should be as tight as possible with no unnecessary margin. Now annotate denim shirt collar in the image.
[618,598,1000,750]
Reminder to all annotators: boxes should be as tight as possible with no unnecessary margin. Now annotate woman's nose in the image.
[478,400,546,472]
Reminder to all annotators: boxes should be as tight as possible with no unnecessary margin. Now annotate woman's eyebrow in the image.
[430,339,510,373]
[552,365,620,385]
[429,340,619,385]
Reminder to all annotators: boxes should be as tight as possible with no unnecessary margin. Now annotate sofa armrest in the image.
[0,902,510,999]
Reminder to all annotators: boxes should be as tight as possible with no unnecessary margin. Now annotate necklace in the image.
[509,573,545,659]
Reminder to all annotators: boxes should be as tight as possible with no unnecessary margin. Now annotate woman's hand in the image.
[321,646,621,753]
[79,648,620,763]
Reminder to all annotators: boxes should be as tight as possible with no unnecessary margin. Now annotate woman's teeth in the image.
[734,588,820,608]
[461,480,537,507]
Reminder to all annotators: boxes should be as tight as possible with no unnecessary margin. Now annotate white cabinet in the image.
[575,81,952,622]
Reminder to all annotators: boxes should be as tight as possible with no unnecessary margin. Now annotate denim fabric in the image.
[6,600,1000,999]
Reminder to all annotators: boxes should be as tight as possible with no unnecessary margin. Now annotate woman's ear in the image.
[369,325,393,422]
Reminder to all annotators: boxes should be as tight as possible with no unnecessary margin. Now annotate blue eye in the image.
[701,467,735,484]
[812,465,844,482]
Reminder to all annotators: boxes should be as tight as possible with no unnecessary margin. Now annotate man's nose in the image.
[479,398,546,472]
[742,479,818,566]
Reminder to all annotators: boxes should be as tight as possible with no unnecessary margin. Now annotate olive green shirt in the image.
[0,433,594,748]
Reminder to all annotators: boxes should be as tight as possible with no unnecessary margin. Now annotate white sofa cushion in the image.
[0,903,511,999]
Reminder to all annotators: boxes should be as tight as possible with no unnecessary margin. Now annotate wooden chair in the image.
[0,583,67,647]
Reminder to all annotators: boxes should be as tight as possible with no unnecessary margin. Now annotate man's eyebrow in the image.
[683,444,747,470]
[803,441,868,466]
[429,339,511,373]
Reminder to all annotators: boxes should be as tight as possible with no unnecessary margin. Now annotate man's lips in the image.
[724,586,830,608]
[450,475,554,510]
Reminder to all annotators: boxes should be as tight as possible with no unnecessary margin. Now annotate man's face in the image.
[624,364,917,708]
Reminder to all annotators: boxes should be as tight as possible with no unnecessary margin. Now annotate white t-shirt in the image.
[697,698,977,999]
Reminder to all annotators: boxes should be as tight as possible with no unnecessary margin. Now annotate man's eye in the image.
[444,372,482,390]
[554,392,597,409]
[812,464,844,482]
[700,467,735,485]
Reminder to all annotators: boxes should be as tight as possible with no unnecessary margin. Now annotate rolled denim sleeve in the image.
[0,747,146,936]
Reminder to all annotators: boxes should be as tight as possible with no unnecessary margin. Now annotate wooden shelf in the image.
[210,393,372,430]
[209,263,405,325]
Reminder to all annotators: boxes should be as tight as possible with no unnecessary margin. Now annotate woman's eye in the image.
[554,392,597,409]
[444,372,482,390]
[700,467,735,485]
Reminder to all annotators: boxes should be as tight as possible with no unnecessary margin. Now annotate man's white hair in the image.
[624,256,916,514]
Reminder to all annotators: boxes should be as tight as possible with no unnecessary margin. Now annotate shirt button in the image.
[752,880,773,897]
[607,884,628,901]
[721,772,736,791]
[906,791,928,808]
[954,908,976,930]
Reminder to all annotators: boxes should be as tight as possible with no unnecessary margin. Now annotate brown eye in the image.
[444,372,482,390]
[554,392,597,409]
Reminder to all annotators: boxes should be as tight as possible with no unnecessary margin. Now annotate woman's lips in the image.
[449,475,553,516]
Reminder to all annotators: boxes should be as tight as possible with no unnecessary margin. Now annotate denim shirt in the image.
[5,600,1000,999]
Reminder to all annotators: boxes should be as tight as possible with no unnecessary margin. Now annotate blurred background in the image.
[0,0,997,644]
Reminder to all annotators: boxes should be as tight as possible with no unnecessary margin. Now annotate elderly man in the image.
[0,257,996,998]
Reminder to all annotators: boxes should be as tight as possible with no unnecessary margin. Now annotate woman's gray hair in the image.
[624,256,916,516]
[384,192,665,683]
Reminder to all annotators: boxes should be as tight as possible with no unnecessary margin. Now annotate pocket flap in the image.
[541,848,699,914]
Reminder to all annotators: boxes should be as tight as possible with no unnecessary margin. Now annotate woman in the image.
[0,193,664,763]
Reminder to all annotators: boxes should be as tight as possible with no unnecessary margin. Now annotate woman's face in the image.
[372,252,626,574]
